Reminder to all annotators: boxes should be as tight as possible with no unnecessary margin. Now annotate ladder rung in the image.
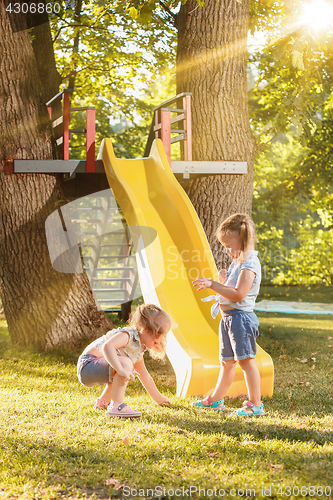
[98,255,135,259]
[171,129,185,134]
[84,256,133,262]
[81,243,131,248]
[171,134,186,144]
[94,266,134,271]
[93,288,127,293]
[92,278,132,282]
[97,299,127,303]
[70,128,86,134]
[76,207,119,211]
[161,107,185,113]
[77,218,124,225]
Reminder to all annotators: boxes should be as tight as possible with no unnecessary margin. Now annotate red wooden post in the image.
[184,94,192,161]
[63,91,70,160]
[86,107,96,172]
[161,109,171,165]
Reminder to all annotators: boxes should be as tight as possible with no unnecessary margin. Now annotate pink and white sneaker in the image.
[95,398,110,410]
[105,402,142,418]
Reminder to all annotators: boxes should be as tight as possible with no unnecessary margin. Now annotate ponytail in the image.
[216,213,256,261]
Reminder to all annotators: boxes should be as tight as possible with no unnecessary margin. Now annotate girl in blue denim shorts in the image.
[192,214,265,416]
[77,304,171,418]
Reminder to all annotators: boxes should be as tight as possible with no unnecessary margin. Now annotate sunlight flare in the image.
[301,0,333,31]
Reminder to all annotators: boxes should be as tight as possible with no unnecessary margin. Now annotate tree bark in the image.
[31,19,63,103]
[0,4,111,349]
[176,0,257,268]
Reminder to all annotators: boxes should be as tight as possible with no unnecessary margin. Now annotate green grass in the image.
[0,288,333,500]
[258,284,333,303]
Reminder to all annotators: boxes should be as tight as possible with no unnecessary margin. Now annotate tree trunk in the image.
[176,0,257,268]
[0,4,111,349]
[31,18,62,103]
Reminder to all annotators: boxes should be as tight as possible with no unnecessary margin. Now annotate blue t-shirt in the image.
[218,250,261,311]
[202,251,261,317]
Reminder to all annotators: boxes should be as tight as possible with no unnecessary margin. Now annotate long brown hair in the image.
[215,213,256,262]
[129,303,171,359]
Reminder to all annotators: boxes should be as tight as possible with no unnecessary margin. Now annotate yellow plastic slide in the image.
[99,138,274,398]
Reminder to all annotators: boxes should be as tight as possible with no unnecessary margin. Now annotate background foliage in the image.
[249,2,333,286]
[49,0,333,286]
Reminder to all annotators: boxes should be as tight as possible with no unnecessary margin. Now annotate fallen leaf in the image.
[279,355,286,359]
[43,431,54,437]
[328,345,333,348]
[241,440,257,446]
[300,359,308,363]
[121,437,129,444]
[311,357,316,362]
[105,478,123,490]
[311,365,315,370]
[208,452,220,457]
[295,357,301,362]
[299,422,307,427]
[289,405,295,411]
[177,430,188,436]
[328,337,332,340]
[268,463,282,469]
[311,352,317,355]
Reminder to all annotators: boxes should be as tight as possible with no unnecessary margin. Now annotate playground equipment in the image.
[98,137,274,398]
[45,189,140,318]
[14,90,246,180]
[12,89,274,397]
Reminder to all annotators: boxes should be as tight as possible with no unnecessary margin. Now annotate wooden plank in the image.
[14,159,105,175]
[63,92,70,160]
[171,160,247,175]
[171,134,186,144]
[161,109,171,164]
[86,108,96,172]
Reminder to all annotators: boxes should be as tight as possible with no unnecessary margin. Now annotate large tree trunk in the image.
[0,5,111,349]
[31,18,62,103]
[176,0,257,268]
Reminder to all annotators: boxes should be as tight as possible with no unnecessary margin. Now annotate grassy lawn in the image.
[0,288,332,499]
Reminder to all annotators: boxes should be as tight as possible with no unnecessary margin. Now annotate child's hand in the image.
[218,269,228,284]
[120,369,139,382]
[192,277,213,291]
[156,396,172,406]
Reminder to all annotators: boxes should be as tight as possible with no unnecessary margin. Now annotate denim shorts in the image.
[77,354,114,387]
[219,309,259,361]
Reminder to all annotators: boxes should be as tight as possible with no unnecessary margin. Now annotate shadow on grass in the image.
[140,404,333,445]
[2,427,333,498]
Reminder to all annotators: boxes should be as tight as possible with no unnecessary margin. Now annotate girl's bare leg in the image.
[110,357,134,407]
[201,359,236,405]
[98,382,113,403]
[238,357,261,407]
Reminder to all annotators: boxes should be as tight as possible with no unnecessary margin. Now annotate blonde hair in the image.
[215,213,256,262]
[129,303,171,360]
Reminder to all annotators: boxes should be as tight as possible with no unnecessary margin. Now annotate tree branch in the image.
[159,1,177,23]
